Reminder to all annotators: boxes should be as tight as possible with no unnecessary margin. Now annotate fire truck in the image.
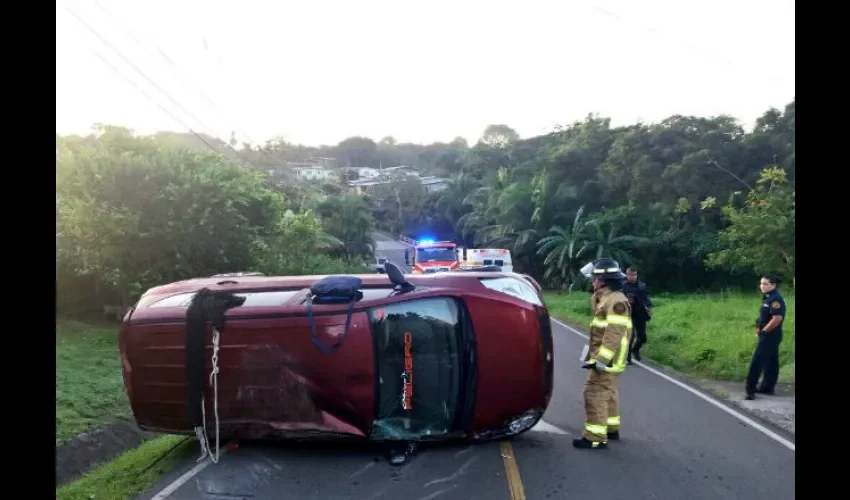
[405,239,461,274]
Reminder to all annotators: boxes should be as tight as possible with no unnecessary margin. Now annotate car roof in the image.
[129,270,539,324]
[140,270,519,299]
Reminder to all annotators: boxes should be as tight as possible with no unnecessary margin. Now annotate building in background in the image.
[285,157,338,182]
[346,166,449,194]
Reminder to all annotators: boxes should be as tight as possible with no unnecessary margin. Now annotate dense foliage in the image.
[231,99,795,292]
[56,99,794,314]
[56,126,372,314]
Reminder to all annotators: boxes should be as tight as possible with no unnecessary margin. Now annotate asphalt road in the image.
[139,317,795,500]
[371,232,410,273]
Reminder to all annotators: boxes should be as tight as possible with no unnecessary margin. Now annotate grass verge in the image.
[56,434,196,500]
[543,290,795,383]
[57,318,131,443]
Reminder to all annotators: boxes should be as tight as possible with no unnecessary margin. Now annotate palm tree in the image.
[536,205,594,289]
[434,172,476,242]
[585,220,652,264]
[316,194,375,258]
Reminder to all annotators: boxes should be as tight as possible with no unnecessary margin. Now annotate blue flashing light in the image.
[418,238,435,246]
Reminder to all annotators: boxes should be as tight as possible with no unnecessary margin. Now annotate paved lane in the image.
[140,440,510,500]
[371,232,410,273]
[516,319,795,500]
[139,316,794,500]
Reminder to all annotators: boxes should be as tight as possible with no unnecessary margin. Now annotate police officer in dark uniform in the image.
[745,273,787,400]
[621,266,652,363]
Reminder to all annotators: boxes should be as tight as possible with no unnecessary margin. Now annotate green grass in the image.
[56,318,131,443]
[57,318,194,499]
[56,434,196,500]
[543,290,795,383]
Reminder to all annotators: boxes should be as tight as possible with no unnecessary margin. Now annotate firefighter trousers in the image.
[582,368,620,442]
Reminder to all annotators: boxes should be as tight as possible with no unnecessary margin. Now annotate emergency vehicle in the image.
[457,247,513,272]
[405,240,460,274]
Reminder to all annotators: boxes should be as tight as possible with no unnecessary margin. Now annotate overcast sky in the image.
[56,0,795,146]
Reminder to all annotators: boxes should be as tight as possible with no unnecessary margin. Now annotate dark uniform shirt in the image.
[757,289,786,336]
[621,280,653,321]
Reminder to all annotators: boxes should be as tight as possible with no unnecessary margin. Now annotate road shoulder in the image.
[690,378,795,435]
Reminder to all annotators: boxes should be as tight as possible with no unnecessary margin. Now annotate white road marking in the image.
[530,419,570,435]
[348,461,375,479]
[150,445,230,500]
[550,318,795,452]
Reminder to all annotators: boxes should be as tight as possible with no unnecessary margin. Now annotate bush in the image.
[57,129,287,305]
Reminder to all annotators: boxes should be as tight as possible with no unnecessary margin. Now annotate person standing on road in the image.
[745,274,787,400]
[621,266,653,364]
[574,258,632,450]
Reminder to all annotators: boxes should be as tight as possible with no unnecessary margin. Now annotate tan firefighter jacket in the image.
[585,287,633,373]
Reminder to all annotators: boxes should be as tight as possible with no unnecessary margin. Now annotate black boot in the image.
[633,350,642,362]
[607,430,620,440]
[572,437,607,449]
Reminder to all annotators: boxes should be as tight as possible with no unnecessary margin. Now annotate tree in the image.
[252,210,349,275]
[369,173,427,236]
[536,205,595,289]
[706,166,795,286]
[480,124,520,148]
[57,133,288,304]
[315,193,376,258]
[336,136,378,168]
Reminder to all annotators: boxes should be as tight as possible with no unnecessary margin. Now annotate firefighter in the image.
[574,258,632,449]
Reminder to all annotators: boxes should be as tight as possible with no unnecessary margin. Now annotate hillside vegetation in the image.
[58,100,794,311]
[56,128,373,315]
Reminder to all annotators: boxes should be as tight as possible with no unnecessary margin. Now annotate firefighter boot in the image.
[579,369,614,450]
[572,437,608,449]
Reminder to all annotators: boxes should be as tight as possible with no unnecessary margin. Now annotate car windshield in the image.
[416,247,456,262]
[370,297,462,440]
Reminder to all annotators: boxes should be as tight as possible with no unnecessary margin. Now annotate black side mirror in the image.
[385,262,415,293]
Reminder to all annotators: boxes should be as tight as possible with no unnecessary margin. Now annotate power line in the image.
[90,50,223,154]
[85,0,286,169]
[91,0,261,149]
[64,2,336,195]
[588,3,790,87]
[64,3,223,147]
[65,3,272,170]
[85,49,296,195]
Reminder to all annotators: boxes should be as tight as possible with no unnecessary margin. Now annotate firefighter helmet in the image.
[590,257,625,280]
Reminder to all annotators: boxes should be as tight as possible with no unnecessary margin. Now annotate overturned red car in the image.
[118,264,554,446]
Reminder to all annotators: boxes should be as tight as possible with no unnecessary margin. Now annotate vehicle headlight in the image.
[508,410,541,434]
[479,277,543,306]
